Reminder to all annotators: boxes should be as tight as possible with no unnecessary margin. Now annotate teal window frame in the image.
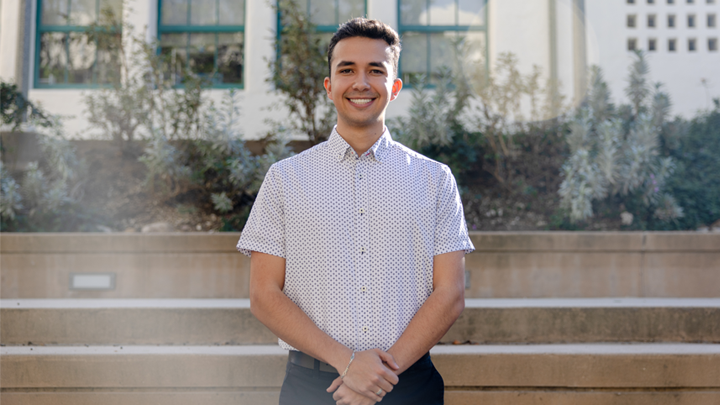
[275,0,368,59]
[34,0,122,89]
[397,0,489,87]
[157,0,246,89]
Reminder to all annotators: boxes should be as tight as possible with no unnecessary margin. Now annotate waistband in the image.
[287,351,431,374]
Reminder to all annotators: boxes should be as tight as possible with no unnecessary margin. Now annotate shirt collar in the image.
[328,126,392,163]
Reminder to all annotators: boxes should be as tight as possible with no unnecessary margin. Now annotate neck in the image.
[335,120,386,156]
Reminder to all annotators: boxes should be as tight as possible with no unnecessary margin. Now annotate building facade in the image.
[1,0,718,139]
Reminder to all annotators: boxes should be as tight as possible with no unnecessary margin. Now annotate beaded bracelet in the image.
[341,352,355,380]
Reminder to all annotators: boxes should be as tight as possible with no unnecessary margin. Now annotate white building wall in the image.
[0,0,23,82]
[585,0,720,117]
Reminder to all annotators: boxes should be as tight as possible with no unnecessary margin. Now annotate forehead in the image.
[331,36,393,67]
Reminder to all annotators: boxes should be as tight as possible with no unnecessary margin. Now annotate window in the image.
[278,0,366,49]
[35,0,122,87]
[687,0,694,3]
[398,0,488,86]
[669,38,677,51]
[667,0,674,4]
[709,38,718,51]
[688,14,696,27]
[709,14,717,28]
[628,38,638,50]
[647,0,654,3]
[627,0,635,4]
[668,14,676,27]
[649,38,657,50]
[628,14,637,27]
[158,0,246,87]
[688,38,697,51]
[708,0,716,4]
[648,14,656,27]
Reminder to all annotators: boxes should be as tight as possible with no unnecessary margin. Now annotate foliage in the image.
[81,4,205,151]
[139,90,294,230]
[389,69,482,185]
[661,106,720,230]
[268,0,336,145]
[1,82,54,131]
[467,52,566,185]
[558,52,683,224]
[0,116,96,232]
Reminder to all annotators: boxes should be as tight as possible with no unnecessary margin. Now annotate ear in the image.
[324,76,332,99]
[389,78,403,101]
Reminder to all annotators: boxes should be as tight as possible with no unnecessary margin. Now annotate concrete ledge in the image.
[2,233,718,298]
[2,344,719,388]
[3,299,719,345]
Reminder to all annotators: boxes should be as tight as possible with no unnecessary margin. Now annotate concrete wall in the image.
[1,232,718,299]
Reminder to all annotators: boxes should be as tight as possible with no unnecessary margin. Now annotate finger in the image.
[378,352,399,370]
[376,378,394,393]
[379,366,399,385]
[363,388,383,402]
[327,376,343,393]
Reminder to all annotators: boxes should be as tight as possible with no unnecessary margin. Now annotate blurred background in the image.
[1,0,719,233]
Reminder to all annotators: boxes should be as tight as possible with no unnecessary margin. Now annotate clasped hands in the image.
[326,349,399,405]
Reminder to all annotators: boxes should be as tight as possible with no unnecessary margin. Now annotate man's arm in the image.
[386,250,466,373]
[249,251,399,401]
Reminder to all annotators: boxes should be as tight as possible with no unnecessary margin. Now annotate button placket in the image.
[355,155,372,343]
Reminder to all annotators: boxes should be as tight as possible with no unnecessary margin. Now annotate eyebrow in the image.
[335,61,387,70]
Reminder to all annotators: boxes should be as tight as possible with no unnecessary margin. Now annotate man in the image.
[237,18,474,405]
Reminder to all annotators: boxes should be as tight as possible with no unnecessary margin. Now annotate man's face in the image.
[324,37,402,130]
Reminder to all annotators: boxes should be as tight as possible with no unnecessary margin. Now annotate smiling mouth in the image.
[347,98,375,106]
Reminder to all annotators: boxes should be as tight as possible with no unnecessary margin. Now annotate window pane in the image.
[429,0,457,25]
[400,32,427,84]
[190,0,217,25]
[39,33,68,84]
[68,0,97,25]
[160,33,188,84]
[189,33,216,76]
[458,0,485,26]
[430,32,459,83]
[338,0,365,22]
[218,0,245,25]
[162,0,189,25]
[217,32,243,84]
[98,0,123,23]
[400,0,428,26]
[42,0,69,25]
[67,32,96,84]
[309,0,336,26]
[96,37,122,84]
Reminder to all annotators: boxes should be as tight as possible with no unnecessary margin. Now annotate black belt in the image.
[288,351,337,373]
[288,351,431,373]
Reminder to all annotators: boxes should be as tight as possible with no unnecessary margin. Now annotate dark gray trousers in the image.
[278,352,444,405]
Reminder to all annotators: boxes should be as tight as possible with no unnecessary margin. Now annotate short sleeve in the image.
[236,164,286,258]
[434,166,475,256]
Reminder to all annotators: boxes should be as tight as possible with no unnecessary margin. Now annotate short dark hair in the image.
[327,18,401,79]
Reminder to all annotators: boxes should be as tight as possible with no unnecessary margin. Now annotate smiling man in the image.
[237,18,474,405]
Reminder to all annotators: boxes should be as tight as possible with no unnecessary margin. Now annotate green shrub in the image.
[661,107,720,229]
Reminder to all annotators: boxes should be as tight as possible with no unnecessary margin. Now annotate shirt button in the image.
[359,208,365,214]
[360,247,366,254]
[361,286,367,292]
[362,326,369,332]
[358,173,363,179]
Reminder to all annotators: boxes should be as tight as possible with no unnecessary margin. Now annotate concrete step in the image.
[1,344,719,405]
[2,298,719,345]
[3,232,719,299]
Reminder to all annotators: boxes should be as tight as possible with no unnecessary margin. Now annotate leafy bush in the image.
[268,0,336,144]
[558,52,683,224]
[0,100,95,231]
[661,105,720,230]
[139,90,294,230]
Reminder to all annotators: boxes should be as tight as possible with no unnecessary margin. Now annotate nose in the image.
[352,71,370,91]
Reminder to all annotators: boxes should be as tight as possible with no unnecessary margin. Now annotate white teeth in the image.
[350,99,372,104]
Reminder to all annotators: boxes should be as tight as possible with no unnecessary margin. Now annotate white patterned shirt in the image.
[237,127,474,352]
